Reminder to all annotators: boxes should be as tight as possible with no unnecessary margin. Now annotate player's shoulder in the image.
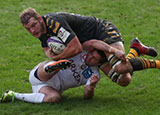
[43,12,94,23]
[43,12,70,18]
[42,13,56,20]
[42,12,70,24]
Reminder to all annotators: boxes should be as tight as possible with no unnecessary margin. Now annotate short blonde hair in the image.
[20,8,41,25]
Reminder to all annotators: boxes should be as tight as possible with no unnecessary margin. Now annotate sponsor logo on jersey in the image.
[82,54,87,62]
[57,27,70,42]
[82,67,93,79]
[69,59,80,83]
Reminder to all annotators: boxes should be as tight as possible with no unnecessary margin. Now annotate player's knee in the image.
[108,68,122,83]
[118,73,132,87]
[50,94,61,102]
[114,65,125,74]
[114,62,132,74]
[114,65,121,73]
[45,93,61,103]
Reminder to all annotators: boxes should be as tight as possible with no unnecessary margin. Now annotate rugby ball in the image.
[47,36,65,54]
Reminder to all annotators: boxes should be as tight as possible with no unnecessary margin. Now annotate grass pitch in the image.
[0,0,160,115]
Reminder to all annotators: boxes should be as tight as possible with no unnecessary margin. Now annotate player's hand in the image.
[89,74,99,88]
[115,50,126,62]
[50,54,61,61]
[45,47,57,59]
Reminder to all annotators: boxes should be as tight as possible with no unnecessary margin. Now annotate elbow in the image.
[52,95,61,103]
[77,45,83,53]
[45,94,61,103]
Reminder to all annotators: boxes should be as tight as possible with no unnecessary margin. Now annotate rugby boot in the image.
[0,90,15,103]
[45,60,71,73]
[130,37,157,57]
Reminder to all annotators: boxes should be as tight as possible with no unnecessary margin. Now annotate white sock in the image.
[14,92,45,103]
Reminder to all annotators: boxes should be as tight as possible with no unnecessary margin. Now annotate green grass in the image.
[0,0,160,115]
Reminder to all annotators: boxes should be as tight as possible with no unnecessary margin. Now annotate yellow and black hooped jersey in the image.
[39,12,122,47]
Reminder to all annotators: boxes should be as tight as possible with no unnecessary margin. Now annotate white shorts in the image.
[111,41,124,49]
[29,64,94,94]
[29,64,60,93]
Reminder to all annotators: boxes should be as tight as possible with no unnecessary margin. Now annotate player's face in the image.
[23,17,44,38]
[85,50,102,66]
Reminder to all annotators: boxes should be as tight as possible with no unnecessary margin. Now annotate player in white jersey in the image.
[0,51,100,103]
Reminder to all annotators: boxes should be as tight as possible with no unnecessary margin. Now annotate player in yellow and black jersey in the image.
[20,8,123,61]
[40,12,122,47]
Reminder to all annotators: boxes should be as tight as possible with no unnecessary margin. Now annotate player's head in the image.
[85,50,107,66]
[20,8,45,38]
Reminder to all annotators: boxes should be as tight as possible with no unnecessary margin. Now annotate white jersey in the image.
[29,51,100,93]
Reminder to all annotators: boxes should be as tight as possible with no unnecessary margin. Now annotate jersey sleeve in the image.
[46,16,76,45]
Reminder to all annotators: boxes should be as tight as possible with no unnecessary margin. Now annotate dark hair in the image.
[97,50,108,64]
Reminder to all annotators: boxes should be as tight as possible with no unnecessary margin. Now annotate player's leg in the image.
[105,50,159,85]
[127,37,157,59]
[114,38,159,73]
[0,90,45,103]
[100,63,132,86]
[0,86,61,103]
[0,60,70,103]
[108,37,159,73]
[30,60,62,103]
[109,54,160,74]
[128,58,160,71]
[44,60,71,73]
[100,37,159,86]
[105,54,159,86]
[37,60,71,81]
[0,63,62,104]
[118,73,132,86]
[96,39,131,86]
[39,86,61,103]
[127,38,159,71]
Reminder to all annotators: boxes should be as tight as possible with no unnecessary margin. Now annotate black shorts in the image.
[98,21,123,44]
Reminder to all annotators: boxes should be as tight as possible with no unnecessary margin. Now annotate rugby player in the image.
[0,51,100,103]
[20,8,134,61]
[83,38,159,86]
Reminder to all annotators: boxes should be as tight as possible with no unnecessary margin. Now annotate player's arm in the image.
[83,39,119,54]
[50,36,82,60]
[46,17,82,60]
[83,39,126,61]
[84,74,99,100]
